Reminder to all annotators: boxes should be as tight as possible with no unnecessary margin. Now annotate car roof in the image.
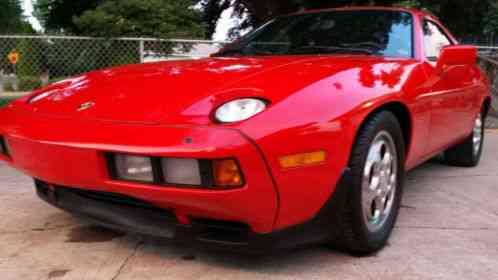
[290,6,435,19]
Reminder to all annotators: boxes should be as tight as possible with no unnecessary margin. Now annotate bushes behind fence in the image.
[2,37,143,91]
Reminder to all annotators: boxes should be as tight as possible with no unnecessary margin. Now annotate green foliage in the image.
[41,39,140,77]
[200,0,231,39]
[0,0,24,34]
[2,80,15,92]
[484,2,498,36]
[35,0,206,68]
[16,39,44,77]
[201,0,498,41]
[0,1,36,72]
[37,0,205,38]
[0,98,14,108]
[35,0,103,33]
[18,76,42,91]
[0,40,17,74]
[73,0,204,38]
[395,0,422,8]
[103,41,141,66]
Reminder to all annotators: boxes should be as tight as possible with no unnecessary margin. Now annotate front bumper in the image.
[0,111,278,233]
[1,105,352,249]
[35,169,351,253]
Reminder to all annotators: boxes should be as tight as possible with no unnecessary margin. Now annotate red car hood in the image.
[26,55,416,125]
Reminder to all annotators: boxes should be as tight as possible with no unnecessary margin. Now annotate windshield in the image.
[215,10,414,58]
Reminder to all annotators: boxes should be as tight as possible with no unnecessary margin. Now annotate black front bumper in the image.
[35,170,351,254]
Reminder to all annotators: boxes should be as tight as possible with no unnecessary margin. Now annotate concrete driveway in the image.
[1,132,497,280]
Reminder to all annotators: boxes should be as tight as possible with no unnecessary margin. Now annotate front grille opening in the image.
[193,219,250,245]
[35,180,176,220]
[70,188,157,210]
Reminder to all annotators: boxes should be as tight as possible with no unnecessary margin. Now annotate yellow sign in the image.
[7,51,19,65]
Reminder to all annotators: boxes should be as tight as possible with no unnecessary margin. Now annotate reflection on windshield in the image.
[215,10,413,58]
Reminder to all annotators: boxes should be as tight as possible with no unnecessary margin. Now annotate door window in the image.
[423,21,452,61]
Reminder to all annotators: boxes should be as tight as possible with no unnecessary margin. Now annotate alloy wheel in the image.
[473,114,483,156]
[361,131,398,233]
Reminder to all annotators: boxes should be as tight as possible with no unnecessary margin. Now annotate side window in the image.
[423,21,452,61]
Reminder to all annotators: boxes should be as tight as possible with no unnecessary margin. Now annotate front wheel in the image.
[444,112,485,167]
[331,111,405,254]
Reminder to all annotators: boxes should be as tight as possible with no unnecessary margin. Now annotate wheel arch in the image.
[355,101,413,158]
[483,96,492,117]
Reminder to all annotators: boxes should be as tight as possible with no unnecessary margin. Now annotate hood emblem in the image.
[77,101,95,112]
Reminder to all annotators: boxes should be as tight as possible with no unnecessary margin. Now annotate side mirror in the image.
[436,45,477,72]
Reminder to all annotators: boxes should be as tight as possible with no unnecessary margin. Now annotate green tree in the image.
[17,39,43,77]
[0,0,24,34]
[72,0,205,66]
[484,1,498,42]
[36,0,205,38]
[200,0,231,39]
[34,0,206,75]
[35,0,103,34]
[73,0,204,38]
[200,0,497,41]
[0,1,36,75]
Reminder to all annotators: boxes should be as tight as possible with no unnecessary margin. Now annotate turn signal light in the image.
[279,151,327,169]
[213,159,244,187]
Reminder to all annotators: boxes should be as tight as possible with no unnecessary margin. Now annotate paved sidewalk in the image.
[487,115,498,129]
[0,132,497,280]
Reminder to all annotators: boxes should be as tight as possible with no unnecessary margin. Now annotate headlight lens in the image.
[215,98,266,123]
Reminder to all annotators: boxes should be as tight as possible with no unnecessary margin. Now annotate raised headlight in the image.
[215,98,266,123]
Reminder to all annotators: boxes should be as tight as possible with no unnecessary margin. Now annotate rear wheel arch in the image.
[483,96,492,117]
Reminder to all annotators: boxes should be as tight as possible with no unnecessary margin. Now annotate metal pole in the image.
[139,40,145,63]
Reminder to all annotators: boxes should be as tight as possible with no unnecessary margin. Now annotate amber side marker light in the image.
[213,159,244,187]
[279,151,327,169]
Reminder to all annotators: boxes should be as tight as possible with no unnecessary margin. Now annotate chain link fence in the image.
[477,47,498,118]
[0,35,226,92]
[0,35,497,118]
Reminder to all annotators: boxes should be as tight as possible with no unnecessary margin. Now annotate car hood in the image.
[26,55,417,125]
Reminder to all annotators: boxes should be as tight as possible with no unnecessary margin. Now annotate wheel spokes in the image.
[361,131,398,232]
[473,114,483,155]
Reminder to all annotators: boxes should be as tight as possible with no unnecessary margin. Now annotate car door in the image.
[421,20,475,154]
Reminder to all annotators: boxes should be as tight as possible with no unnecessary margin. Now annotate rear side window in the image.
[423,20,452,61]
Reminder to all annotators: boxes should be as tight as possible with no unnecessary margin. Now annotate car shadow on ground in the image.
[58,156,463,271]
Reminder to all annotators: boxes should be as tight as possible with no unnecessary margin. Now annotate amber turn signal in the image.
[279,151,327,169]
[213,159,244,187]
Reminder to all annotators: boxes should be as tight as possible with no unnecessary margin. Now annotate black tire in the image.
[444,111,485,167]
[331,111,405,255]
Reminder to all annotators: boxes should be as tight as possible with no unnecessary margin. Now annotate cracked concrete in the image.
[0,131,497,280]
[111,240,144,280]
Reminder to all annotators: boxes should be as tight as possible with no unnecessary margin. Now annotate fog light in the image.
[213,159,243,187]
[114,154,154,182]
[161,158,202,186]
[279,151,326,169]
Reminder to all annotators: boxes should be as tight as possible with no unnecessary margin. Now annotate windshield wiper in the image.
[213,48,278,57]
[212,48,247,57]
[289,45,375,55]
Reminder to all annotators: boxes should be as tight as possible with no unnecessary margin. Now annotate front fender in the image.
[237,60,425,230]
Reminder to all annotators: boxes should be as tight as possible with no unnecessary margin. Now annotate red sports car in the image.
[0,7,491,254]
